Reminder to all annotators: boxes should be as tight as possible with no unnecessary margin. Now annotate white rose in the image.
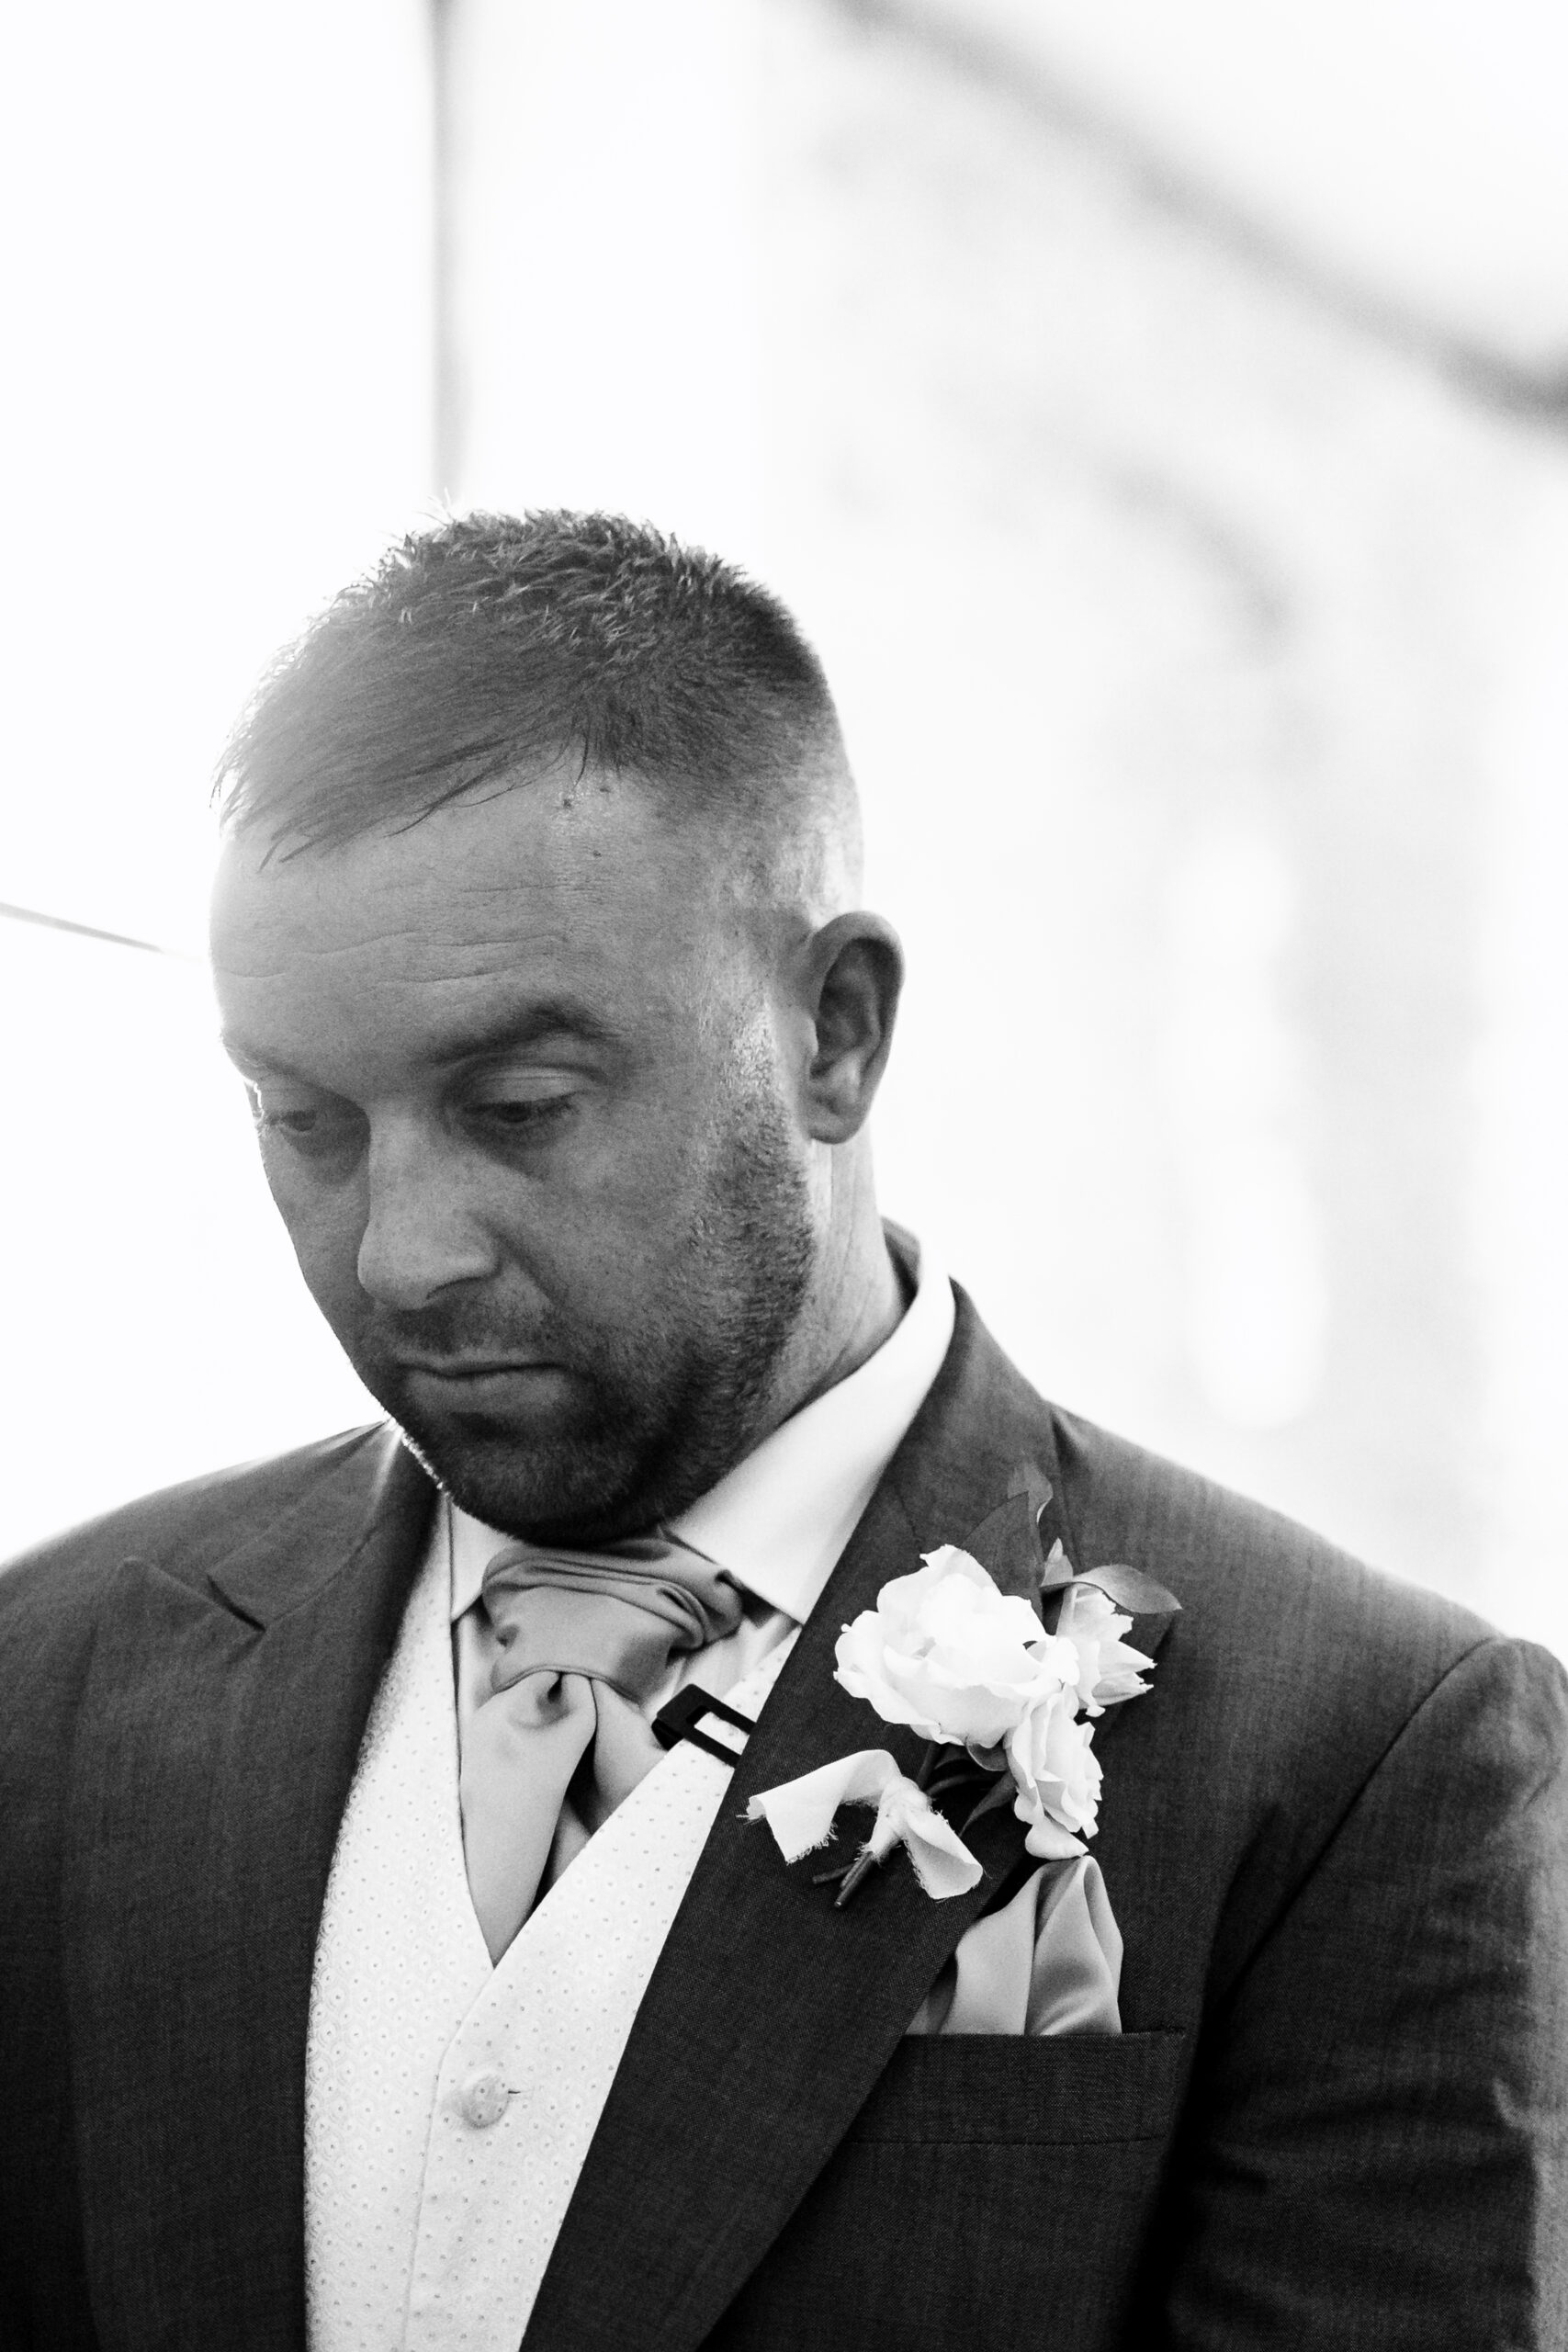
[835,1544,1076,1749]
[1054,1581,1154,1716]
[1008,1684,1103,1857]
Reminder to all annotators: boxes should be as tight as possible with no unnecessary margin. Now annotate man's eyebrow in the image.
[218,1001,618,1082]
[443,1000,619,1062]
[219,1036,298,1080]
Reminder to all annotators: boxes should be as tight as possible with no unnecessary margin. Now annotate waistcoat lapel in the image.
[525,1289,1080,2352]
[62,1426,435,2352]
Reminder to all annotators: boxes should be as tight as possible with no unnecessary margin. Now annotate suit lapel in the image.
[63,1428,434,2351]
[525,1289,1077,2352]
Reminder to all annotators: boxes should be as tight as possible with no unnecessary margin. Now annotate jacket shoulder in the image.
[0,1423,398,1628]
[1048,1399,1499,1683]
[931,1283,1503,1694]
[1043,1400,1568,1883]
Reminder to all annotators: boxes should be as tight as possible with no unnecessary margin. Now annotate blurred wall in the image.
[0,0,432,1538]
[4,0,1566,1655]
[435,0,1568,1647]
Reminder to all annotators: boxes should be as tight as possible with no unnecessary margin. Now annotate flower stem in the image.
[832,1848,882,1907]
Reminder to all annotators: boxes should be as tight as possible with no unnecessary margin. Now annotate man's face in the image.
[209,771,818,1542]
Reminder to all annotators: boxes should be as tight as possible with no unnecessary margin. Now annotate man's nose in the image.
[355,1127,500,1310]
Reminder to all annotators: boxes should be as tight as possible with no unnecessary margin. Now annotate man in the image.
[2,512,1564,2352]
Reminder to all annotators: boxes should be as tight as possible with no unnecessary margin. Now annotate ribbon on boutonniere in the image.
[747,1466,1179,1906]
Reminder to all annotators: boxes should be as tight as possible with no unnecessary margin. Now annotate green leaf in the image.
[1007,1462,1054,1518]
[1039,1557,1182,1617]
[962,1488,1048,1611]
[960,1776,1019,1835]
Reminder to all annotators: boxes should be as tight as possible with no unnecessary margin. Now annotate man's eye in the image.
[248,1090,363,1156]
[470,1091,575,1131]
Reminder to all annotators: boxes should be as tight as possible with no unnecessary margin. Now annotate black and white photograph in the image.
[4,5,1568,2346]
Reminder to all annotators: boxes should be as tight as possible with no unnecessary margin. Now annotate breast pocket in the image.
[714,2036,1189,2352]
[847,2027,1188,2146]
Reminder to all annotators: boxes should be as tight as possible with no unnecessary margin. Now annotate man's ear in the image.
[795,911,904,1144]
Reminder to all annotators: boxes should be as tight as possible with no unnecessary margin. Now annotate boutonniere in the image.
[748,1468,1179,1906]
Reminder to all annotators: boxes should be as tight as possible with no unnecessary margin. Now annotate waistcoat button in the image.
[459,2068,512,2129]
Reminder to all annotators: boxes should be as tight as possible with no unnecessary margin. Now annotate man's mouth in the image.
[398,1359,575,1411]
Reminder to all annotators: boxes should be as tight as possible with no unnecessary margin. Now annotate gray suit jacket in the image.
[3,1283,1566,2351]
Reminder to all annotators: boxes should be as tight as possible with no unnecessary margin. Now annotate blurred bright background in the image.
[5,0,1568,1653]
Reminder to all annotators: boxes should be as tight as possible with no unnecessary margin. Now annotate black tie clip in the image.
[651,1684,754,1767]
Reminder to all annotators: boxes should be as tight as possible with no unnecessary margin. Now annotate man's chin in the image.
[379,1385,653,1543]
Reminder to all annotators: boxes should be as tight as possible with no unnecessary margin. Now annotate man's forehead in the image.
[211,770,701,967]
[205,775,771,1099]
[211,886,677,1084]
[218,986,621,1084]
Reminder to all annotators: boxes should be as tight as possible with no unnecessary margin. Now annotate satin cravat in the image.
[458,1532,744,1962]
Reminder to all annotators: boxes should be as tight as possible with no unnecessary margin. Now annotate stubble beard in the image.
[352,1088,819,1544]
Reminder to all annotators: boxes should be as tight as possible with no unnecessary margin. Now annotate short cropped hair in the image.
[214,511,853,895]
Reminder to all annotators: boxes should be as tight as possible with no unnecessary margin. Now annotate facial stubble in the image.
[355,1082,818,1543]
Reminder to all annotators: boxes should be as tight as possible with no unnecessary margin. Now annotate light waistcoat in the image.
[304,1244,955,2352]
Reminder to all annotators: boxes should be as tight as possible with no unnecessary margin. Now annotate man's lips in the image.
[398,1359,574,1409]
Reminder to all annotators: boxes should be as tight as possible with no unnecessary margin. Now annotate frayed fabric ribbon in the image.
[747,1749,984,1900]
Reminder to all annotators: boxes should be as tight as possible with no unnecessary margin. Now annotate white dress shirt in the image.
[303,1241,954,2352]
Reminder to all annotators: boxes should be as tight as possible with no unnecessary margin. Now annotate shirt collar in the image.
[447,1233,954,1625]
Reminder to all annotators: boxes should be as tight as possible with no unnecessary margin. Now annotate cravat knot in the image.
[460,1529,746,1962]
[479,1532,744,1703]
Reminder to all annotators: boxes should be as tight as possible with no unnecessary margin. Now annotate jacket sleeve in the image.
[1150,1634,1568,2352]
[0,1554,109,2351]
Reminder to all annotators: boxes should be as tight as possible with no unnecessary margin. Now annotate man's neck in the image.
[756,1209,906,1443]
